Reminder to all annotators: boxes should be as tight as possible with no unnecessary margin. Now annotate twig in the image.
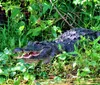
[64,13,81,27]
[49,0,74,28]
[69,11,85,26]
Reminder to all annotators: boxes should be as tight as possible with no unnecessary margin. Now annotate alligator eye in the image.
[34,41,39,44]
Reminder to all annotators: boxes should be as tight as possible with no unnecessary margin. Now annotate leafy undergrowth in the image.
[1,78,100,85]
[0,38,100,84]
[0,0,100,84]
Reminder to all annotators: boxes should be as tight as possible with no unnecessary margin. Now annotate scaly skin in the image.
[14,28,100,62]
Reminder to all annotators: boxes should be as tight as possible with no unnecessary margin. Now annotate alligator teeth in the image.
[22,51,40,58]
[29,51,40,56]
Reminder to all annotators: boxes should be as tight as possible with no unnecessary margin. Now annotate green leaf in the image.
[43,3,50,14]
[40,23,46,30]
[0,76,6,84]
[54,12,59,18]
[30,15,38,24]
[11,62,26,72]
[0,69,3,74]
[14,77,21,85]
[31,4,40,11]
[0,68,9,77]
[46,20,53,26]
[58,44,62,51]
[0,52,3,56]
[24,72,35,81]
[11,8,20,18]
[19,26,24,32]
[54,76,62,82]
[73,62,77,68]
[10,72,16,77]
[19,21,25,26]
[4,48,11,55]
[94,16,100,20]
[24,72,30,80]
[93,37,100,45]
[58,51,67,60]
[89,61,97,67]
[73,0,81,5]
[0,53,8,64]
[18,21,25,35]
[52,26,58,38]
[36,82,41,85]
[9,37,15,48]
[82,67,90,73]
[80,72,88,77]
[30,75,35,81]
[27,27,42,36]
[39,72,47,79]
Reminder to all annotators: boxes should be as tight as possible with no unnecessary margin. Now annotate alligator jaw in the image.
[16,50,50,64]
[17,51,40,59]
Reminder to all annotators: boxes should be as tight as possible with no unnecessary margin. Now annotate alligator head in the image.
[14,41,60,63]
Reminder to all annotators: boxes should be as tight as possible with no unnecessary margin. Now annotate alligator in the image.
[14,28,100,63]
